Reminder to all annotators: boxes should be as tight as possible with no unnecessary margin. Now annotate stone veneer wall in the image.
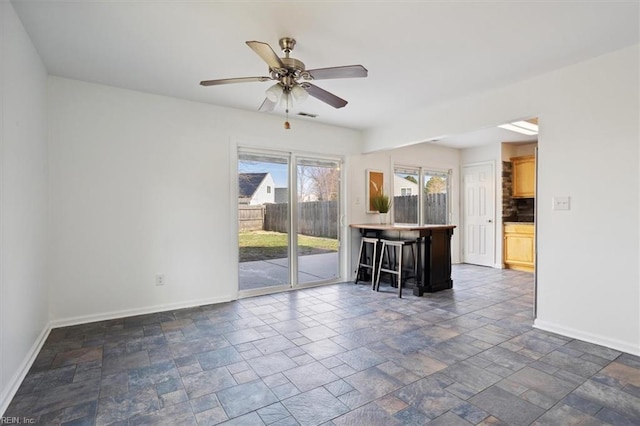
[502,161,517,219]
[515,198,535,222]
[502,161,535,222]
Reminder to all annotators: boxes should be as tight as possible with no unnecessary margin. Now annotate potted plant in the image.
[371,192,392,223]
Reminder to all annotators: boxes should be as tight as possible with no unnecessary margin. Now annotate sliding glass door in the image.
[237,149,342,294]
[296,158,340,284]
[238,152,290,292]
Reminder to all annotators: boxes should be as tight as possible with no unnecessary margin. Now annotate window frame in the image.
[393,164,451,225]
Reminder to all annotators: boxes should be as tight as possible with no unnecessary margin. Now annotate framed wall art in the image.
[366,169,384,213]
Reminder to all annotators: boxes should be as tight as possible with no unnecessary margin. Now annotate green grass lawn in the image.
[239,230,338,262]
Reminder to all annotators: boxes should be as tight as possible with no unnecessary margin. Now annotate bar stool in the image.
[375,239,417,298]
[354,236,379,288]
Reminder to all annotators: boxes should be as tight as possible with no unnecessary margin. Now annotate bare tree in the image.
[297,166,313,201]
[302,166,339,201]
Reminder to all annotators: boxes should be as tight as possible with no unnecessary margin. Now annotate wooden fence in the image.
[241,194,446,235]
[297,200,338,238]
[263,203,288,234]
[393,193,448,224]
[238,205,265,231]
[264,201,338,239]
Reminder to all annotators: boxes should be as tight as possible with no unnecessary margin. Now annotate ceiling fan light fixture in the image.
[280,91,293,108]
[265,83,282,102]
[291,84,308,103]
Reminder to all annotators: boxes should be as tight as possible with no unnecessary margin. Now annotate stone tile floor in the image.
[5,264,640,425]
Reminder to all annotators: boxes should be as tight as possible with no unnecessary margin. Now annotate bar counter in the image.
[350,223,456,295]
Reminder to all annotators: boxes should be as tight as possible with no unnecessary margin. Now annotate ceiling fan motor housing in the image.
[279,37,296,54]
[272,57,307,89]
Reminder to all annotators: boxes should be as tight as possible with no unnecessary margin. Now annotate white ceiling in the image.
[12,1,639,139]
[432,126,537,149]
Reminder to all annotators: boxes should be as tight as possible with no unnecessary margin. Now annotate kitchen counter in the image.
[350,223,456,295]
[349,223,456,232]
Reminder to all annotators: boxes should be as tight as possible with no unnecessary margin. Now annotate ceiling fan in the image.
[200,37,367,126]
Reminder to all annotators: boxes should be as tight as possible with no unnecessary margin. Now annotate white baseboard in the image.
[534,319,639,356]
[49,296,233,328]
[1,296,235,416]
[1,323,51,417]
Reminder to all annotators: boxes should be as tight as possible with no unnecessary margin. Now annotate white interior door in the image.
[463,163,495,267]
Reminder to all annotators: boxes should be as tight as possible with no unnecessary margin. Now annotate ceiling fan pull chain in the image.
[284,92,291,130]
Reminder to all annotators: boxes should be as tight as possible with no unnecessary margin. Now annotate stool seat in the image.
[375,239,417,298]
[354,236,379,289]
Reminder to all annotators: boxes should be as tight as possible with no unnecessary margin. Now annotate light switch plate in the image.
[552,196,570,210]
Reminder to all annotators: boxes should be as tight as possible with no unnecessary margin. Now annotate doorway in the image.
[237,149,342,295]
[462,162,496,267]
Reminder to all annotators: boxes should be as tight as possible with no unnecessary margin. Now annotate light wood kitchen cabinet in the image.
[511,155,535,198]
[504,223,534,272]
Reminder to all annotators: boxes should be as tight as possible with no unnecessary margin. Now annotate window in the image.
[422,170,449,225]
[393,167,419,224]
[393,165,450,225]
[267,186,272,194]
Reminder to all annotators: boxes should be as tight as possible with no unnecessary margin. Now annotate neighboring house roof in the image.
[238,173,268,198]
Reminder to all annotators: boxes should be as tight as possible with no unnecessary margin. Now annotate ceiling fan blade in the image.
[301,83,348,109]
[306,65,368,80]
[258,98,276,112]
[246,41,285,70]
[200,76,270,86]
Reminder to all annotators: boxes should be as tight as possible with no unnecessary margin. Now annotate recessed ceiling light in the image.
[498,121,538,135]
[512,120,538,132]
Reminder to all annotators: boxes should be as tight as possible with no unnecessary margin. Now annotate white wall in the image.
[47,77,362,324]
[347,143,461,276]
[365,45,640,355]
[461,143,501,166]
[534,48,639,355]
[0,1,49,414]
[510,142,537,158]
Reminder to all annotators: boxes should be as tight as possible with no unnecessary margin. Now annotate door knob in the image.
[487,219,493,223]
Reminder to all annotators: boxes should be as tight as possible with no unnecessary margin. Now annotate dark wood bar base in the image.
[413,227,454,295]
[350,224,456,295]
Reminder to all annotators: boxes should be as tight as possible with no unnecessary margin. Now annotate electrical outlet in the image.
[155,274,165,286]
